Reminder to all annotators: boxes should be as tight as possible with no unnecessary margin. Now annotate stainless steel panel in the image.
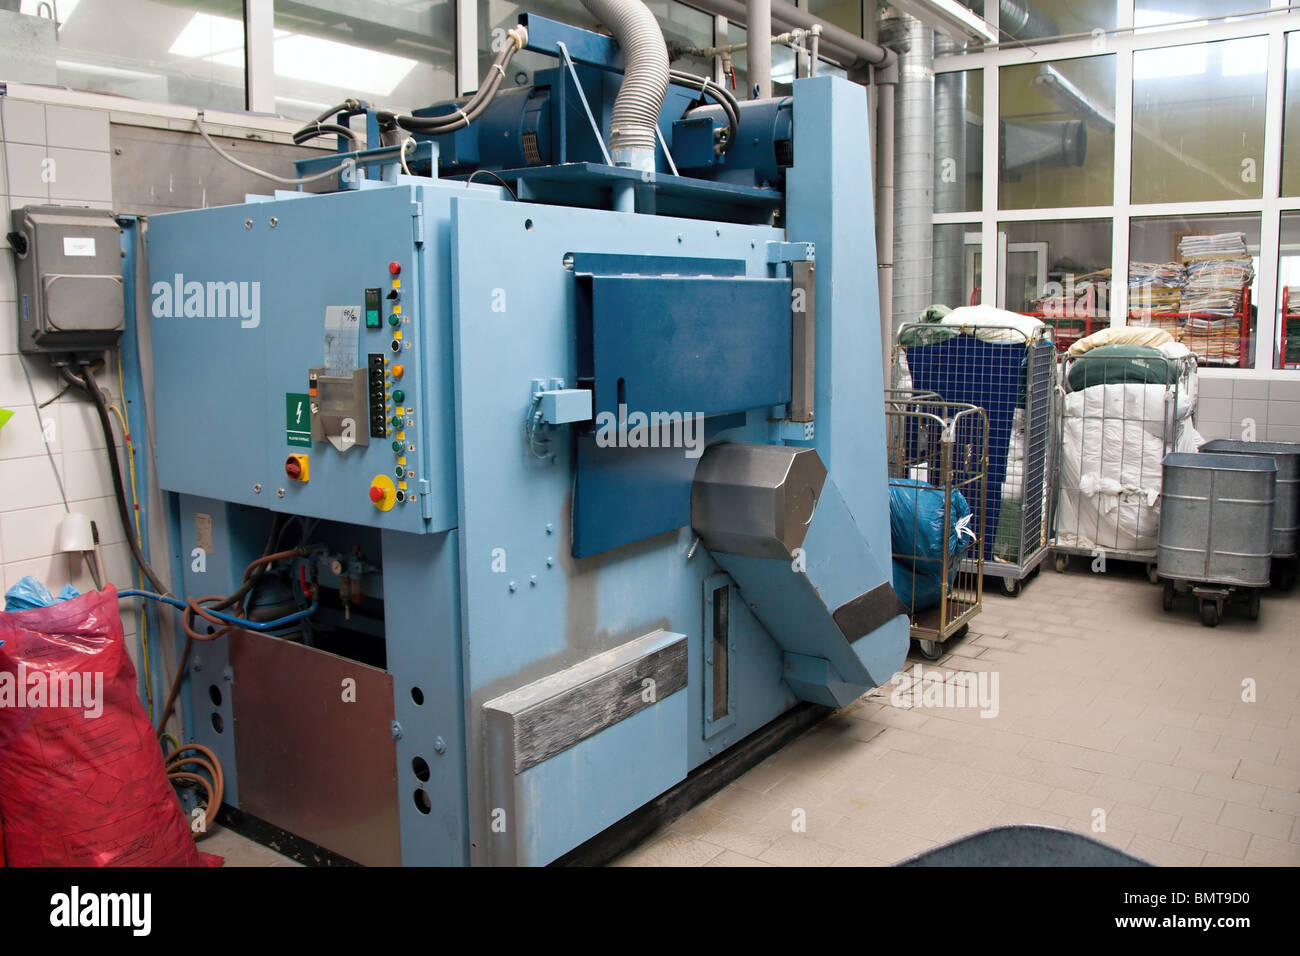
[230,631,400,866]
[1157,452,1275,588]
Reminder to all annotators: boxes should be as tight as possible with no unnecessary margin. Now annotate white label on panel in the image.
[63,236,96,257]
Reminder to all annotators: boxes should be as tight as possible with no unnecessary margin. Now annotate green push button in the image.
[392,440,403,453]
[388,314,400,327]
[392,389,405,404]
[391,415,403,428]
[395,466,405,478]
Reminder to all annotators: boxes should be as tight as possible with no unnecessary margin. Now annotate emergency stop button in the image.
[285,454,309,481]
[369,474,397,511]
[388,261,401,276]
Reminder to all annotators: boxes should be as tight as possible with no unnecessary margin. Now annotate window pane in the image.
[1281,34,1300,197]
[997,0,1117,42]
[807,0,860,37]
[935,68,982,214]
[999,55,1115,210]
[1000,220,1113,350]
[273,1,455,120]
[933,223,980,310]
[1132,36,1267,204]
[1135,0,1263,32]
[1276,213,1300,369]
[1129,214,1260,369]
[5,0,245,110]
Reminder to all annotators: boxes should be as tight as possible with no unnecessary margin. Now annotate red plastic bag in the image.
[0,585,206,866]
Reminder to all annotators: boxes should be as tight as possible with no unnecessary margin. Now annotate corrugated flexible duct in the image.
[579,0,670,169]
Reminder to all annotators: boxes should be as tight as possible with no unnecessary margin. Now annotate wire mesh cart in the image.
[1157,451,1276,627]
[894,321,1057,597]
[1199,439,1300,590]
[885,391,987,660]
[1052,348,1198,583]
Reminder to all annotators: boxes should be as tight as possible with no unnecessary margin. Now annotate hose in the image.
[195,111,356,185]
[390,27,527,135]
[579,0,670,166]
[164,744,224,841]
[671,68,739,153]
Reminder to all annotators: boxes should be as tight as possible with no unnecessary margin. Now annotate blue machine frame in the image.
[142,16,906,866]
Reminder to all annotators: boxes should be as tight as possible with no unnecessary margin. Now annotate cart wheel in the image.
[1200,601,1219,628]
[1247,590,1261,621]
[1162,580,1175,612]
[1054,554,1068,573]
[915,639,942,661]
[1146,564,1160,585]
[1000,576,1021,597]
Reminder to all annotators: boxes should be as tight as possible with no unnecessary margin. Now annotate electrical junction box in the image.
[9,205,124,354]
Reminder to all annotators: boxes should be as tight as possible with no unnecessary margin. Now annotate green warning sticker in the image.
[286,392,311,447]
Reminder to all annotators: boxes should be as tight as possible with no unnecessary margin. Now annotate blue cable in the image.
[118,589,318,631]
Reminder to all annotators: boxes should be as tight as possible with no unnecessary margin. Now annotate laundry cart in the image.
[894,312,1057,597]
[886,391,987,660]
[1199,439,1300,590]
[1157,451,1275,627]
[1053,345,1198,581]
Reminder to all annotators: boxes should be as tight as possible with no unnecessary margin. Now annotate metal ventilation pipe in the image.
[932,31,966,310]
[997,0,1058,40]
[880,10,934,337]
[580,0,670,170]
[747,0,772,98]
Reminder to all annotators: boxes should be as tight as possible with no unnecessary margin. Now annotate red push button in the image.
[369,485,387,503]
[388,261,401,276]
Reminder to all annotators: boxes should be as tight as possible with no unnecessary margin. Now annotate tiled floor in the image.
[613,561,1300,867]
[213,560,1300,867]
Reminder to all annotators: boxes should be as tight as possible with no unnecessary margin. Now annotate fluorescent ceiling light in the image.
[886,0,996,45]
[168,12,418,97]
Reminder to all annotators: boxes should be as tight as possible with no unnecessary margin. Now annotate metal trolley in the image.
[1052,348,1197,582]
[1157,451,1276,627]
[894,322,1057,597]
[885,390,987,660]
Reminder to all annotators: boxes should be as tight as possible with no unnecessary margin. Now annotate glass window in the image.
[1276,213,1300,370]
[998,55,1115,210]
[272,1,455,120]
[999,220,1113,349]
[935,68,982,214]
[998,0,1117,43]
[1129,214,1260,369]
[1132,35,1267,204]
[1135,0,1262,33]
[806,0,860,37]
[933,223,981,310]
[1281,34,1300,197]
[6,0,245,110]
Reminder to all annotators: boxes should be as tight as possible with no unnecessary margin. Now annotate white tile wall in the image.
[1195,377,1300,444]
[2,96,140,658]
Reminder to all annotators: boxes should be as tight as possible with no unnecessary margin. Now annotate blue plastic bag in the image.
[4,576,81,612]
[890,480,975,612]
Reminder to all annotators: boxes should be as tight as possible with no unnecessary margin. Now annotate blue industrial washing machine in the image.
[144,12,907,866]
